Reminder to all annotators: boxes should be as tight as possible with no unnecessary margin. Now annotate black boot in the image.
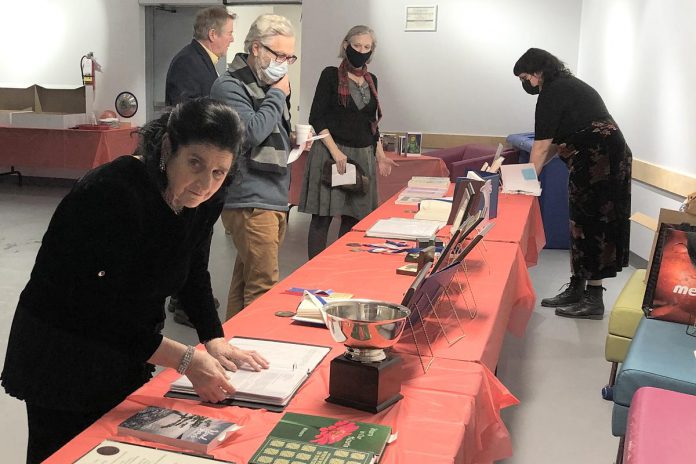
[555,285,605,320]
[541,276,586,307]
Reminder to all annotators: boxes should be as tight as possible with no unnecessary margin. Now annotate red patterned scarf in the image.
[338,59,382,135]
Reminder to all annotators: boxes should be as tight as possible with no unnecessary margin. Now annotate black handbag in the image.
[321,160,369,194]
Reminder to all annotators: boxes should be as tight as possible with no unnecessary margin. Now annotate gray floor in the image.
[0,180,630,462]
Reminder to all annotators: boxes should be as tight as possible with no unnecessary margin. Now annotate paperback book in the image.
[249,413,393,464]
[117,406,239,454]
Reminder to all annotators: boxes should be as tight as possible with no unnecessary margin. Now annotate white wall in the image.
[578,0,696,259]
[0,1,147,126]
[300,0,584,135]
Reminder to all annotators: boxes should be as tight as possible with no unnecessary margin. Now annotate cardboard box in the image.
[0,84,89,129]
[0,110,31,125]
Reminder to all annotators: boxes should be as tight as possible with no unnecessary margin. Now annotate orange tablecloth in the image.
[288,151,449,206]
[46,356,517,464]
[0,126,138,170]
[45,181,540,464]
[227,231,535,367]
[353,192,546,266]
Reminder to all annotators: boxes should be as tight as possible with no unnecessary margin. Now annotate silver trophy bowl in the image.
[324,299,411,363]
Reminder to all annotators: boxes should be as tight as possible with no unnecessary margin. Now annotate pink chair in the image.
[623,387,696,464]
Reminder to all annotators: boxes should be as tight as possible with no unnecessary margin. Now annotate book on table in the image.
[168,338,331,410]
[407,176,450,189]
[293,290,353,325]
[413,198,452,222]
[117,405,240,454]
[74,439,233,463]
[365,217,442,241]
[394,185,448,205]
[249,412,393,464]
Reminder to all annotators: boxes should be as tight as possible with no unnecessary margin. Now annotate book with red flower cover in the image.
[249,412,393,464]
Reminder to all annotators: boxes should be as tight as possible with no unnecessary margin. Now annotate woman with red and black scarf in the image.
[299,25,398,259]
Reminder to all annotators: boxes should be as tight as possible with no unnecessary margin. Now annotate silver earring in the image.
[159,157,166,172]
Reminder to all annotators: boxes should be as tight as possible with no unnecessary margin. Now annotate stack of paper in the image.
[395,186,448,205]
[407,176,450,189]
[365,217,442,240]
[500,163,542,196]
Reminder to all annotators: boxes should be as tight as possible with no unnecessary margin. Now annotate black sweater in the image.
[534,75,611,143]
[1,156,224,411]
[309,66,380,148]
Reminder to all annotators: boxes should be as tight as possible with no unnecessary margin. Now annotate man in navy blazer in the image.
[165,6,236,106]
[165,6,235,326]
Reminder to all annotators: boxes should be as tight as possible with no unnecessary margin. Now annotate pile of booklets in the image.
[395,176,449,205]
[365,217,443,241]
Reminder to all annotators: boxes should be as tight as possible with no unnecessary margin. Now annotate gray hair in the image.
[193,6,236,41]
[244,14,295,52]
[338,25,377,63]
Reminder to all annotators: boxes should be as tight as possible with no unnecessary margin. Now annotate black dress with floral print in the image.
[535,76,632,280]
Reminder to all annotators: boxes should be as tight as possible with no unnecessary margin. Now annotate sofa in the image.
[425,143,519,182]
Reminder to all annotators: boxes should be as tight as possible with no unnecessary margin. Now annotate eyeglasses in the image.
[259,43,297,64]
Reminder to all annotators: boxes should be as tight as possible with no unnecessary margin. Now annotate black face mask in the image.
[522,80,540,95]
[346,44,372,68]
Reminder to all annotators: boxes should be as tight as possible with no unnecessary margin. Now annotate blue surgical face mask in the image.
[263,60,288,82]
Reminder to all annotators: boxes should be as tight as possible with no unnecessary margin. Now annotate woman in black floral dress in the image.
[513,48,632,319]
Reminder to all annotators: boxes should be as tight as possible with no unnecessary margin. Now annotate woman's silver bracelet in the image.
[177,345,195,374]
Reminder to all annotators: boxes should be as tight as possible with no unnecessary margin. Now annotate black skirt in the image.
[557,118,632,280]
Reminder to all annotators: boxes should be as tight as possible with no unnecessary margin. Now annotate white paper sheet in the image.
[332,163,357,186]
[286,134,329,165]
[500,163,542,196]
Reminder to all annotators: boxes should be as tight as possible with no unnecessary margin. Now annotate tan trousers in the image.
[221,208,287,320]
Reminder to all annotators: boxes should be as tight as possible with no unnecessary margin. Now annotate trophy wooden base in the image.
[326,353,403,413]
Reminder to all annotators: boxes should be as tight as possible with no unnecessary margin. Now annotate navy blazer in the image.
[165,40,219,106]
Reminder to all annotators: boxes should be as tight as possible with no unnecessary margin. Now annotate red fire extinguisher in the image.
[81,52,101,88]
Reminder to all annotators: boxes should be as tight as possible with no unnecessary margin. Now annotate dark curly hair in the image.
[135,98,244,189]
[513,48,573,84]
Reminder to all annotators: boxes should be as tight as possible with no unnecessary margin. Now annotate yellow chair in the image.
[603,269,646,399]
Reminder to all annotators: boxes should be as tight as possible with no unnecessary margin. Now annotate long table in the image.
[0,125,138,172]
[45,184,543,464]
[353,192,545,266]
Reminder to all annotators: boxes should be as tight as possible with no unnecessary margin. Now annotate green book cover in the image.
[250,413,392,464]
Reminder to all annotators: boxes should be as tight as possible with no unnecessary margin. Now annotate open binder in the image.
[166,337,331,412]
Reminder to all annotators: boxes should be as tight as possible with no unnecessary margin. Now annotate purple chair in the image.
[426,143,519,181]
